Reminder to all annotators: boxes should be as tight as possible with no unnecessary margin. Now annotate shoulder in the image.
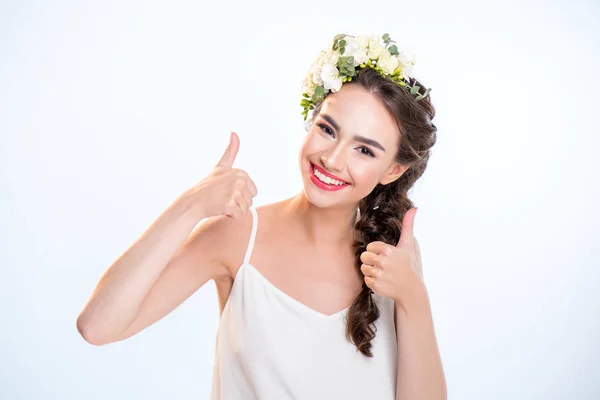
[194,210,251,280]
[202,202,278,279]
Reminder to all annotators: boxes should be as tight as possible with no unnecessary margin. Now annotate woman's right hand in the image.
[187,132,258,220]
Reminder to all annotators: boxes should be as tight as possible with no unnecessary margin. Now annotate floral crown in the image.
[300,33,431,121]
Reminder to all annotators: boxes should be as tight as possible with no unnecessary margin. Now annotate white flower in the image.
[377,49,399,75]
[397,47,416,66]
[302,34,423,112]
[310,65,324,85]
[368,40,385,60]
[328,78,343,92]
[302,79,317,97]
[323,47,340,65]
[320,63,339,83]
[301,72,317,96]
[356,35,371,49]
[314,51,326,66]
[320,63,343,92]
[401,63,415,81]
[344,37,369,65]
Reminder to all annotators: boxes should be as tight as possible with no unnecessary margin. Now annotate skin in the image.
[218,82,447,399]
[76,79,446,397]
[217,83,410,317]
[295,83,408,248]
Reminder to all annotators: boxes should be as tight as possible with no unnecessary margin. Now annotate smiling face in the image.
[298,83,408,209]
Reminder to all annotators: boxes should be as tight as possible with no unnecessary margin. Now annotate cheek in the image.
[351,167,381,187]
[299,131,324,155]
[298,133,318,168]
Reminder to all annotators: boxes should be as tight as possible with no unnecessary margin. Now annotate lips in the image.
[310,162,349,184]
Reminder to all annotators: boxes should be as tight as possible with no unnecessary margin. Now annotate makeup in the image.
[309,162,350,192]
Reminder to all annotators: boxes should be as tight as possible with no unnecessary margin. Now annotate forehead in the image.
[318,84,400,144]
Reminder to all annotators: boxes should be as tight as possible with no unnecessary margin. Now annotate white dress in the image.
[210,205,398,399]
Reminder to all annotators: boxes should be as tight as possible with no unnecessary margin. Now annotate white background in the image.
[1,0,599,399]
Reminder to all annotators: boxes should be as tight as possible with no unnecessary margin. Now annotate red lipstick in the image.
[309,162,350,191]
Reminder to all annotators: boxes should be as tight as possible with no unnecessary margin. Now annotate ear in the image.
[379,162,408,185]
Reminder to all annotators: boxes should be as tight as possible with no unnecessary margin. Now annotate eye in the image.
[318,123,334,137]
[317,123,376,158]
[360,147,375,157]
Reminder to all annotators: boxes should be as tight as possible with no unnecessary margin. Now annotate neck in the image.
[285,193,359,249]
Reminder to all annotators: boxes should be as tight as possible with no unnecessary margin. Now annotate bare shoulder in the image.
[198,204,274,280]
[204,199,291,279]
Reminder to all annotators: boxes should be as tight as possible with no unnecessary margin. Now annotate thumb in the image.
[216,132,240,168]
[396,207,417,248]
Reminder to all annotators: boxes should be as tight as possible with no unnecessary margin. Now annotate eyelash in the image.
[317,123,375,158]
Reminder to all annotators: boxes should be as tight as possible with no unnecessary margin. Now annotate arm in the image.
[75,189,231,346]
[361,210,447,399]
[394,286,447,400]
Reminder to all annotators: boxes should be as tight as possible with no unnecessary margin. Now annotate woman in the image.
[76,33,447,399]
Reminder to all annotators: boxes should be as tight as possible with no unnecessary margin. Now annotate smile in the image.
[309,162,350,191]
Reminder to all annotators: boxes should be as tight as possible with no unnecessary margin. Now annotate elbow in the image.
[76,315,112,346]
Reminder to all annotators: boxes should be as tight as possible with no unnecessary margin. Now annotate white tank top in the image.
[210,205,398,399]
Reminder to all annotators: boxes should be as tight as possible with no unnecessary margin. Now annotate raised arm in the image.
[76,132,258,345]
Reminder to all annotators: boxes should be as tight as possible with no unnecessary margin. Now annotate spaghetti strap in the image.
[210,200,398,399]
[243,205,258,265]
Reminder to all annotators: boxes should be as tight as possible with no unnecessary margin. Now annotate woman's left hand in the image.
[360,207,424,308]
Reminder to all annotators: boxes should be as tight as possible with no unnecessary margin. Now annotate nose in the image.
[320,143,347,173]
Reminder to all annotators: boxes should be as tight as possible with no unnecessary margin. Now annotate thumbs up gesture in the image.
[359,207,425,310]
[187,132,258,220]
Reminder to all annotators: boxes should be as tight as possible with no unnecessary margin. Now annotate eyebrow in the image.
[320,113,386,153]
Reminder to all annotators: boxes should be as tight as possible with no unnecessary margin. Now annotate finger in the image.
[246,176,258,197]
[234,192,249,216]
[241,187,253,209]
[360,263,381,278]
[225,194,247,219]
[414,236,423,279]
[397,207,417,248]
[224,198,239,218]
[360,251,379,266]
[233,178,252,206]
[216,132,240,168]
[366,241,391,256]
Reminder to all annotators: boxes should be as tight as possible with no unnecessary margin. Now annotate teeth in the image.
[313,165,347,186]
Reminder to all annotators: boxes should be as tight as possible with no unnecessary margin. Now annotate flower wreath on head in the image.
[300,33,431,121]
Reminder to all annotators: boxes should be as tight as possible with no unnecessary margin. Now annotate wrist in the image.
[394,281,429,315]
[176,189,205,222]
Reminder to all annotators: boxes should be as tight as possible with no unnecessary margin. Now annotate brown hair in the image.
[306,67,437,356]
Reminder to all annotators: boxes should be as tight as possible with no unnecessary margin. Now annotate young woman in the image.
[77,33,447,399]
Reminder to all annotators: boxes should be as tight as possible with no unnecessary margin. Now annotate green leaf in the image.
[338,56,356,77]
[311,86,326,102]
[415,88,432,100]
[410,85,420,95]
[338,56,353,66]
[388,45,398,55]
